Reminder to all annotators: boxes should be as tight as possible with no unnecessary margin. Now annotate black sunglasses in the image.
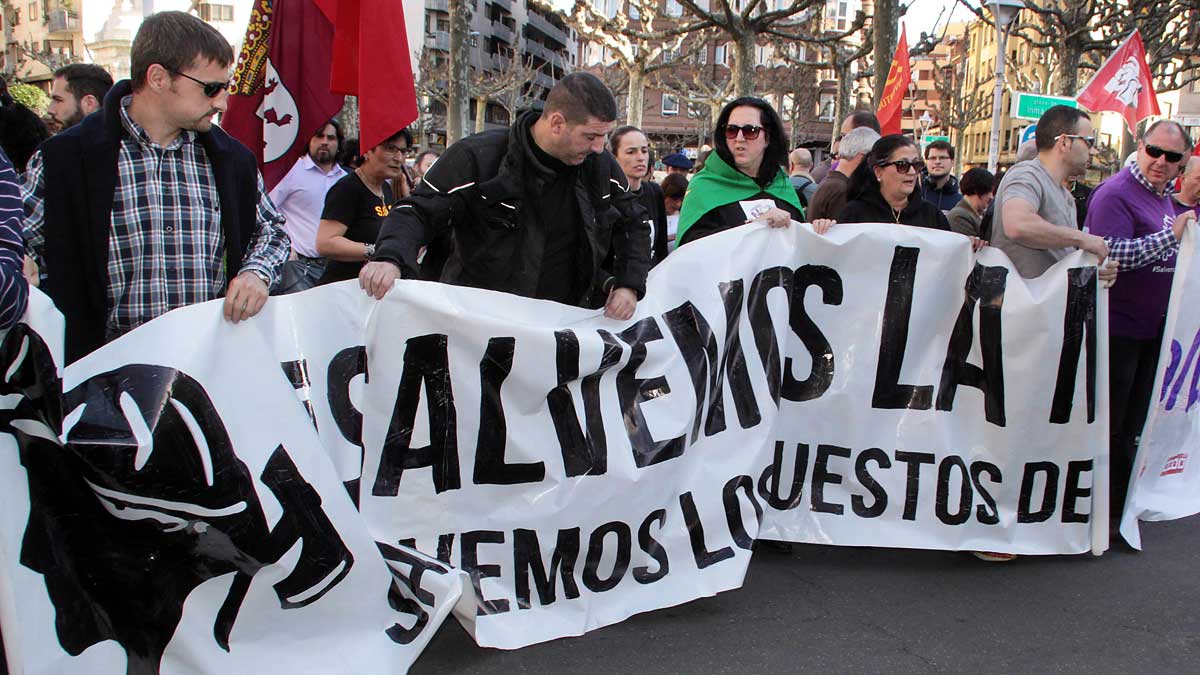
[878,159,926,174]
[170,69,231,98]
[1145,144,1185,163]
[1057,133,1097,149]
[722,124,763,141]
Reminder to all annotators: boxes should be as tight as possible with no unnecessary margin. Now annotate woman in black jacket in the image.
[610,126,669,265]
[676,97,834,247]
[837,134,951,231]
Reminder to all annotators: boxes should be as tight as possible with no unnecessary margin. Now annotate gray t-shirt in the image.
[991,158,1078,278]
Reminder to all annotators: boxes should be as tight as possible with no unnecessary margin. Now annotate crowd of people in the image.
[1,10,1199,562]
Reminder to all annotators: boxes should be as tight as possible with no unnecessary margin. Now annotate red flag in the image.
[223,0,345,189]
[328,0,419,152]
[876,25,910,137]
[1076,30,1160,132]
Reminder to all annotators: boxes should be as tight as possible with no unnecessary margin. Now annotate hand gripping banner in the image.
[0,222,1113,673]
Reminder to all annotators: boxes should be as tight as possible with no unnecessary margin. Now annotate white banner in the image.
[0,222,1111,673]
[1122,227,1200,548]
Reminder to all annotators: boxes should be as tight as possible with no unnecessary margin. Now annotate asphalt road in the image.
[412,517,1200,674]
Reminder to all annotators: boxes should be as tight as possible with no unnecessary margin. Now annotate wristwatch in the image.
[364,243,376,260]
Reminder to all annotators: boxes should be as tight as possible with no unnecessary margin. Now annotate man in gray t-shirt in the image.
[989,106,1112,281]
[991,158,1078,277]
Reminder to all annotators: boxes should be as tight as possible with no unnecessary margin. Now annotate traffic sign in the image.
[1011,92,1078,121]
[923,135,950,144]
[1020,125,1037,144]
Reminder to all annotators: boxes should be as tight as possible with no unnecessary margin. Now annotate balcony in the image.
[47,9,79,34]
[427,30,450,52]
[491,21,515,44]
[428,0,449,11]
[525,11,569,46]
[488,0,513,12]
[533,70,555,90]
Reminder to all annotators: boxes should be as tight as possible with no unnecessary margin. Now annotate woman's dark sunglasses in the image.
[722,124,763,141]
[171,70,231,98]
[878,159,926,174]
[1145,144,1185,163]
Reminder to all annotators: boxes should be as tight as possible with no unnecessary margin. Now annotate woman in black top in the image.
[316,129,409,284]
[610,126,669,265]
[676,97,834,247]
[837,134,952,231]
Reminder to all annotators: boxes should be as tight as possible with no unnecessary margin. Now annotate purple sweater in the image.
[1085,169,1178,339]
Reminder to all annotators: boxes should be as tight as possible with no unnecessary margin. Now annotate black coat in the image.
[374,111,650,305]
[678,188,804,247]
[634,180,669,266]
[837,185,951,231]
[36,80,260,363]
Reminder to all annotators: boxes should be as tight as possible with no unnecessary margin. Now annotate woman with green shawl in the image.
[676,97,835,247]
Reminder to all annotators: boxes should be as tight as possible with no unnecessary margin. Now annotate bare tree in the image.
[870,0,902,104]
[932,40,992,176]
[954,0,1200,96]
[447,0,471,144]
[565,0,712,128]
[652,30,733,145]
[674,0,822,97]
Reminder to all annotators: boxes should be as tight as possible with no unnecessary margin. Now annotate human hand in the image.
[811,219,836,235]
[1080,233,1110,261]
[748,207,793,229]
[1099,258,1119,288]
[223,271,269,323]
[359,261,402,300]
[1172,210,1195,241]
[604,286,637,320]
[22,255,38,287]
[969,236,988,252]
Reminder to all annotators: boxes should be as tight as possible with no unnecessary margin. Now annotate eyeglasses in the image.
[722,124,763,141]
[170,69,231,98]
[1144,144,1185,163]
[1057,134,1096,149]
[878,159,926,174]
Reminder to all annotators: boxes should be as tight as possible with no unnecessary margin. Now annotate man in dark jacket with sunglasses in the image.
[22,12,290,363]
[1082,119,1197,518]
[359,73,649,319]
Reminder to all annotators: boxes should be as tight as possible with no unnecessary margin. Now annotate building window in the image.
[198,3,235,22]
[715,45,728,65]
[27,2,37,21]
[665,0,683,16]
[662,93,680,116]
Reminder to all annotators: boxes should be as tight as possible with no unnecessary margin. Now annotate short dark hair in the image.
[960,167,995,196]
[544,72,617,124]
[924,139,955,160]
[130,11,234,91]
[1142,119,1195,153]
[713,96,789,187]
[339,138,362,169]
[1035,105,1090,151]
[847,133,919,198]
[661,172,688,200]
[610,125,645,153]
[845,109,882,133]
[53,64,113,105]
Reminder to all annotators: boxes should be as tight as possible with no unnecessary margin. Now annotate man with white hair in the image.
[788,147,818,206]
[1173,154,1200,216]
[808,126,880,221]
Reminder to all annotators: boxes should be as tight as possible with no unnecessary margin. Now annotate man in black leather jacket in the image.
[360,73,649,319]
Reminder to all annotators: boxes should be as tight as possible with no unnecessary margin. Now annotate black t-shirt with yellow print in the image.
[318,171,394,284]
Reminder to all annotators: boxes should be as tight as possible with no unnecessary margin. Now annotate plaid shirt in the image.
[1100,164,1178,272]
[23,96,289,337]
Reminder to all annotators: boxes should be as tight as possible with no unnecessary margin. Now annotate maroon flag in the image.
[224,0,345,189]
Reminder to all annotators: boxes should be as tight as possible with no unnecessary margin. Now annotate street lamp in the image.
[919,110,933,146]
[986,0,1024,174]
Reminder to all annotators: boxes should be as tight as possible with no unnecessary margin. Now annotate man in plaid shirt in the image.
[22,11,289,362]
[1082,120,1196,517]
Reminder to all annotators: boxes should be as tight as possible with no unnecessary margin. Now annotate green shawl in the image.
[675,151,805,244]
